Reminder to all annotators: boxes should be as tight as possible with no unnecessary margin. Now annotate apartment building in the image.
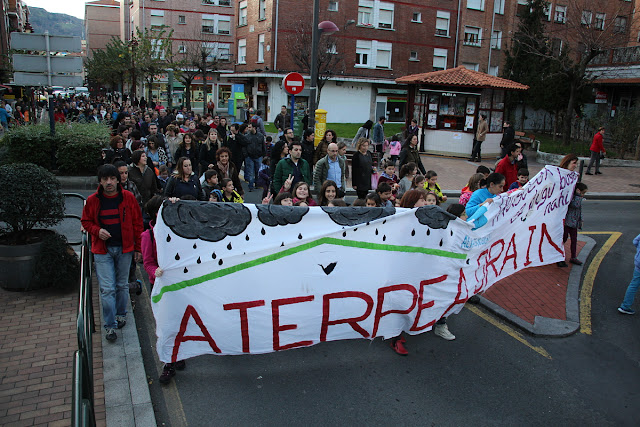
[85,0,121,57]
[123,0,236,111]
[232,0,459,123]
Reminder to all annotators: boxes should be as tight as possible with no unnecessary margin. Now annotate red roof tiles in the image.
[395,66,529,91]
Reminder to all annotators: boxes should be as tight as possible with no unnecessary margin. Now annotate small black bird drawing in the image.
[319,262,338,275]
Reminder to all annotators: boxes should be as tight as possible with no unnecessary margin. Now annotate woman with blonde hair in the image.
[199,127,222,176]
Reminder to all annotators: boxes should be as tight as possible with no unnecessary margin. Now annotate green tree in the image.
[133,27,174,102]
[85,38,130,92]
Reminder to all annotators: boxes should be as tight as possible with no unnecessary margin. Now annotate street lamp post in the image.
[308,0,339,130]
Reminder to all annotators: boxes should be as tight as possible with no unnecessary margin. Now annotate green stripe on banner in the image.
[152,237,467,303]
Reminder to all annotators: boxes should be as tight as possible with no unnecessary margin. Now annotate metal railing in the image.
[70,194,97,427]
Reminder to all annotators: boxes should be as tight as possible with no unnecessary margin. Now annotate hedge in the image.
[0,123,111,175]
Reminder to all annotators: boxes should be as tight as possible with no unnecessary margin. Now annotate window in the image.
[239,1,248,26]
[217,16,231,34]
[433,48,447,71]
[488,65,499,76]
[412,12,422,23]
[614,16,628,33]
[203,0,231,5]
[357,1,394,30]
[462,62,479,71]
[202,15,230,35]
[551,38,562,56]
[543,2,551,21]
[467,0,484,11]
[257,34,265,62]
[328,1,338,11]
[494,0,504,15]
[356,40,371,66]
[151,39,165,59]
[491,30,502,49]
[595,13,605,30]
[410,51,419,61]
[435,11,450,37]
[259,0,266,20]
[516,0,529,16]
[203,42,231,61]
[178,45,186,54]
[464,26,481,46]
[554,5,567,23]
[238,39,246,63]
[581,10,592,27]
[178,15,186,24]
[378,3,394,29]
[202,15,215,33]
[150,10,164,29]
[327,42,338,54]
[355,39,392,68]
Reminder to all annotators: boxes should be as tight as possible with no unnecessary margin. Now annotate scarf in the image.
[217,161,230,178]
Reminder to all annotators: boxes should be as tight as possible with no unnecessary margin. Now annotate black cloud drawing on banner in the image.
[161,201,252,241]
[256,204,309,226]
[322,206,396,226]
[414,205,457,229]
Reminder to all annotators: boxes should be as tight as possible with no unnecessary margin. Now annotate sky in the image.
[24,0,90,20]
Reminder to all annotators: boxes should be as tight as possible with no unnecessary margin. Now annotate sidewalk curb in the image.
[99,290,157,427]
[476,234,596,337]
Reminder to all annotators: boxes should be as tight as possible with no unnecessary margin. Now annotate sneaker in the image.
[556,261,568,267]
[116,315,126,329]
[174,360,186,371]
[618,307,635,315]
[585,172,593,175]
[434,324,456,341]
[159,364,176,384]
[595,171,603,175]
[468,295,481,304]
[569,258,583,265]
[105,328,117,342]
[390,339,408,356]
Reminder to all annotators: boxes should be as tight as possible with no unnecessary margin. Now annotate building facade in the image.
[85,0,121,57]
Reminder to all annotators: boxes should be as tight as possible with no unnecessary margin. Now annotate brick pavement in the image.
[0,281,106,427]
[483,241,586,325]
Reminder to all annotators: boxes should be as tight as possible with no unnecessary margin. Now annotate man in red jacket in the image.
[586,127,606,175]
[495,143,522,192]
[81,164,143,342]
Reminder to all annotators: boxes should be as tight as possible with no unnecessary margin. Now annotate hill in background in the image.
[27,6,84,38]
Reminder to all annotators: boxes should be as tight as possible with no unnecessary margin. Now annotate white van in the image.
[75,87,89,95]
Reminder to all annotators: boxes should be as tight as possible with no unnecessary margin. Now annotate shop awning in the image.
[377,88,407,95]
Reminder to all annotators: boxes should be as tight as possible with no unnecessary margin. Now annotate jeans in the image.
[94,246,132,329]
[471,139,483,160]
[620,268,640,311]
[244,156,262,190]
[586,150,601,173]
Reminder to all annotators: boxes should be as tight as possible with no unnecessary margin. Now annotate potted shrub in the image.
[0,163,79,290]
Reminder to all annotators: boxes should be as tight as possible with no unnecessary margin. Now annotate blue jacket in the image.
[633,234,640,270]
[0,107,9,125]
[466,188,497,229]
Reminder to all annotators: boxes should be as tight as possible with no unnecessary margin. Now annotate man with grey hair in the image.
[313,142,346,194]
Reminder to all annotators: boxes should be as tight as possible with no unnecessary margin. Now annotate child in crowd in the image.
[423,170,447,203]
[508,168,529,190]
[365,193,382,207]
[399,189,427,208]
[446,203,468,220]
[221,178,244,203]
[157,165,170,191]
[558,182,587,267]
[424,191,439,206]
[274,192,293,206]
[397,162,417,200]
[411,174,426,190]
[319,180,339,206]
[202,170,220,195]
[376,182,394,207]
[337,142,349,179]
[265,135,274,159]
[459,173,486,206]
[140,195,187,384]
[617,233,640,315]
[388,135,402,164]
[476,165,491,179]
[328,199,347,207]
[209,189,223,202]
[378,160,400,198]
[292,181,317,206]
[256,157,271,198]
[352,198,366,207]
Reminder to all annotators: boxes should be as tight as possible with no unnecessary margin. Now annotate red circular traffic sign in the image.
[283,72,305,95]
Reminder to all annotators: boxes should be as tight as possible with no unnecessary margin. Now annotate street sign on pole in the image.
[10,32,82,52]
[282,72,305,95]
[13,72,82,87]
[12,54,83,74]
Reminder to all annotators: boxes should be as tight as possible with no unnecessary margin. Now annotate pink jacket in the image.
[141,226,159,285]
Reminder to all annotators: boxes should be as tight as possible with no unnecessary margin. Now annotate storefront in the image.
[147,74,235,114]
[396,67,528,157]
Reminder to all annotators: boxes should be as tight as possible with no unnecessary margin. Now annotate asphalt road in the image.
[60,190,640,426]
[129,199,639,426]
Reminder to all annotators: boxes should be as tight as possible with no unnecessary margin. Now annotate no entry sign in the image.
[283,72,305,95]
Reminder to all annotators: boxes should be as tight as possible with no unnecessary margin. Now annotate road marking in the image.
[140,281,189,427]
[466,305,552,360]
[578,231,622,335]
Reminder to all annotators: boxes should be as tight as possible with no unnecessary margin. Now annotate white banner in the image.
[151,166,577,362]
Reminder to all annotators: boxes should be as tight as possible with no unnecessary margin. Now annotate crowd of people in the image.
[82,93,618,381]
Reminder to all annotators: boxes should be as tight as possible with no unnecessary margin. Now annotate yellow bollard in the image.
[314,109,327,147]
